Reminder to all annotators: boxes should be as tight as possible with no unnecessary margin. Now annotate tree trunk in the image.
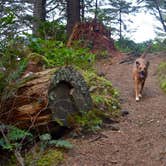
[81,0,85,22]
[94,0,98,20]
[154,0,166,32]
[0,67,92,129]
[33,0,46,37]
[119,7,122,42]
[66,0,80,38]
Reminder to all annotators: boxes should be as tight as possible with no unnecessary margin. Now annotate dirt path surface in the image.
[61,53,166,166]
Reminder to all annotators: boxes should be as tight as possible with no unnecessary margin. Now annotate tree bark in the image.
[66,0,80,38]
[119,6,122,42]
[81,0,85,21]
[94,0,98,20]
[33,0,46,36]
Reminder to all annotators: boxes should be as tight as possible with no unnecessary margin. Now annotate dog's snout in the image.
[141,71,145,75]
[139,70,145,78]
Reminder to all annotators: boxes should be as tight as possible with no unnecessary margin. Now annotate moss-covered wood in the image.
[0,66,92,128]
[48,66,92,125]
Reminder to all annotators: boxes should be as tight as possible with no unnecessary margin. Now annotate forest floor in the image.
[61,52,166,166]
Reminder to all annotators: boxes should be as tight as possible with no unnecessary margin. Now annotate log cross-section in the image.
[48,66,92,126]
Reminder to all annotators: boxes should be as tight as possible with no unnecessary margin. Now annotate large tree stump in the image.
[0,66,92,129]
[67,21,116,56]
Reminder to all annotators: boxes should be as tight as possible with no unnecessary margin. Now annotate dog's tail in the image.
[141,43,152,58]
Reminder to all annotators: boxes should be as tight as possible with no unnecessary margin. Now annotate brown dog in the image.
[133,54,150,101]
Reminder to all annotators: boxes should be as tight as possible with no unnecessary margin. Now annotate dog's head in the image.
[136,60,149,78]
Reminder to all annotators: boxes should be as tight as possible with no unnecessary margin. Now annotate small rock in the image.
[97,72,105,77]
[110,125,120,131]
[103,117,118,124]
[120,110,129,116]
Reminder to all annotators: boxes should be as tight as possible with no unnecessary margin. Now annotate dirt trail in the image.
[61,53,166,166]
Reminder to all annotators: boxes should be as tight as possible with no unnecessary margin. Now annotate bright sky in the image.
[101,0,162,43]
[126,11,160,43]
[122,0,164,43]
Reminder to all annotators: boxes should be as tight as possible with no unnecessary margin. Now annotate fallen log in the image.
[0,66,92,129]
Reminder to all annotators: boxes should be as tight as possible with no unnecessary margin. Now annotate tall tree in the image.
[33,0,47,36]
[81,0,85,21]
[94,0,98,20]
[108,0,137,41]
[66,0,80,38]
[0,0,32,46]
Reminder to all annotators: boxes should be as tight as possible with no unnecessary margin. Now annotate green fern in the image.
[39,133,73,150]
[0,125,32,151]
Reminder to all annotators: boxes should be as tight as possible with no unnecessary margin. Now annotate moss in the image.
[36,149,63,166]
[82,70,120,115]
[158,62,166,93]
[67,69,120,132]
[27,53,50,66]
[25,148,64,166]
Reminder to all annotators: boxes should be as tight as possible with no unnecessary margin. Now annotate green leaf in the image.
[49,140,73,149]
[39,133,52,142]
[7,126,32,141]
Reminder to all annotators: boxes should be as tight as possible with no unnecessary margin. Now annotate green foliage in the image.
[74,110,103,132]
[24,148,64,166]
[0,37,30,95]
[83,70,120,114]
[158,62,166,93]
[0,11,15,30]
[115,38,151,55]
[115,37,166,55]
[36,149,63,166]
[0,11,16,49]
[39,133,73,150]
[27,36,95,69]
[49,140,73,149]
[37,21,66,42]
[0,125,32,151]
[67,70,120,132]
[150,39,166,52]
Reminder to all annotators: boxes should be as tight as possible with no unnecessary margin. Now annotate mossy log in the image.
[0,66,92,128]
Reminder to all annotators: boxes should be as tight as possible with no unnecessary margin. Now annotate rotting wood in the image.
[0,66,92,129]
[67,21,116,56]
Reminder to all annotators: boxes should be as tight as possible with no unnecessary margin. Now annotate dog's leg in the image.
[139,80,145,98]
[134,79,139,101]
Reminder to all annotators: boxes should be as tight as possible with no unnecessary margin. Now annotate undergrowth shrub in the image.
[150,38,166,52]
[115,37,166,56]
[0,125,32,151]
[8,148,64,166]
[37,21,66,41]
[115,38,151,55]
[0,38,29,94]
[158,62,166,93]
[27,36,96,69]
[25,149,64,166]
[39,133,73,150]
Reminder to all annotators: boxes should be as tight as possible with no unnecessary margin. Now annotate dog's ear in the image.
[136,61,140,68]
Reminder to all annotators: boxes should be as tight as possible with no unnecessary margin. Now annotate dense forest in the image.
[0,0,166,166]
